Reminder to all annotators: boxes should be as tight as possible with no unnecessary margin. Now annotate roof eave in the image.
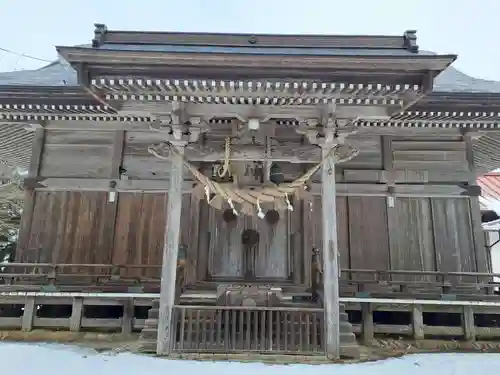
[56,46,457,74]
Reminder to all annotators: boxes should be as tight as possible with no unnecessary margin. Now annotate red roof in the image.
[478,173,500,209]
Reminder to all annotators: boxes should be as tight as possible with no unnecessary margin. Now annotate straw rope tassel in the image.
[147,142,359,216]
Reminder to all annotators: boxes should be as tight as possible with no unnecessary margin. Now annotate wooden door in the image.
[205,205,290,280]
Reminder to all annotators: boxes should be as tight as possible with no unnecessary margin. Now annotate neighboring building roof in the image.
[478,173,500,210]
[0,61,77,87]
[2,59,500,93]
[477,173,500,231]
[434,66,500,93]
[0,124,34,170]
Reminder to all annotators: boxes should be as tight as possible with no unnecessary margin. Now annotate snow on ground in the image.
[2,343,500,374]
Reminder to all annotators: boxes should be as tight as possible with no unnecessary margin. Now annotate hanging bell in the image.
[269,162,284,185]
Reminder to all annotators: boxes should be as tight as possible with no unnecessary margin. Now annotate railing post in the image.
[462,305,476,341]
[121,299,134,335]
[70,297,84,332]
[412,304,424,340]
[361,302,374,344]
[21,297,36,332]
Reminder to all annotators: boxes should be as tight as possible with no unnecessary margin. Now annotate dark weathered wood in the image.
[320,146,340,360]
[157,144,185,356]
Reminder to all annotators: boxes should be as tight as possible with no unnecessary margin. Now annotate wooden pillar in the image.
[464,133,488,273]
[157,143,185,356]
[321,145,340,360]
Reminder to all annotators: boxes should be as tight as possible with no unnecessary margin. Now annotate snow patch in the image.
[2,343,500,374]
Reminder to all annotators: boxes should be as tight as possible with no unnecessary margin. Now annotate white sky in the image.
[0,0,499,81]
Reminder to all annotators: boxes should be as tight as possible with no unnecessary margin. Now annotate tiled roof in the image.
[1,45,500,174]
[1,51,500,93]
[0,61,77,87]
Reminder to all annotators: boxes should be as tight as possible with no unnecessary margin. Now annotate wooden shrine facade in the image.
[2,25,500,359]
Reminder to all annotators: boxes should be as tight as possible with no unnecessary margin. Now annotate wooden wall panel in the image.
[304,197,349,281]
[40,130,116,178]
[392,139,469,172]
[112,193,197,278]
[122,133,193,180]
[21,191,111,267]
[342,135,382,168]
[112,192,167,278]
[388,198,436,280]
[348,197,390,277]
[431,198,476,275]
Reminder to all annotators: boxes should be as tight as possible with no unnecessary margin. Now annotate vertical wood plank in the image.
[349,197,390,278]
[432,198,476,279]
[157,145,185,356]
[389,198,436,281]
[321,146,340,360]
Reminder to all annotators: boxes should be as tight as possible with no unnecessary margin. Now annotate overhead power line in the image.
[0,46,52,64]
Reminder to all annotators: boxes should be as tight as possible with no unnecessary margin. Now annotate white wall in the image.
[486,230,500,283]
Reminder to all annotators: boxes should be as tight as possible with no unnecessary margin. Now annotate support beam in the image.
[321,145,340,360]
[27,177,472,197]
[157,142,185,356]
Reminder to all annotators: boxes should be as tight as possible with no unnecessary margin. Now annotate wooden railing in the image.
[2,263,500,299]
[2,292,500,345]
[171,305,324,354]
